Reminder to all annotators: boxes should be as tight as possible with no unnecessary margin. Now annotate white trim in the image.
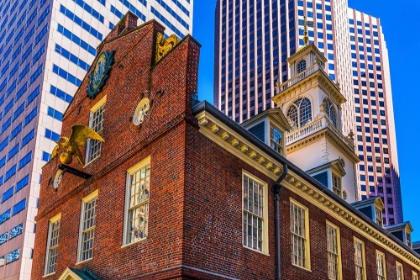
[290,198,311,270]
[242,170,269,255]
[353,236,367,280]
[396,261,404,280]
[77,190,98,263]
[123,156,151,246]
[44,213,61,276]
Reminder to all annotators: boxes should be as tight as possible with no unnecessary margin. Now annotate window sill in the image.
[243,245,270,257]
[75,258,93,266]
[121,238,147,249]
[84,156,100,168]
[43,272,56,278]
[292,264,312,272]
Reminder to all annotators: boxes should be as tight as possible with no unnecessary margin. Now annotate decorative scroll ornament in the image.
[155,33,180,63]
[286,116,296,130]
[51,125,105,165]
[87,51,115,99]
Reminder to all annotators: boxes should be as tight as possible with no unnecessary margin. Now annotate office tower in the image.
[348,9,402,225]
[0,0,193,279]
[214,0,401,225]
[214,0,352,132]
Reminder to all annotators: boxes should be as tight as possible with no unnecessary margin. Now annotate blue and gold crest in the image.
[87,51,115,99]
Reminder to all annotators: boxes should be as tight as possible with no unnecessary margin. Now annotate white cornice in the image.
[195,109,420,269]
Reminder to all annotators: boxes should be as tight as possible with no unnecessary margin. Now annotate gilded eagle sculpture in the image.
[51,125,105,165]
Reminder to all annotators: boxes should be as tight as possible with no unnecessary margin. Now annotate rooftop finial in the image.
[303,16,313,46]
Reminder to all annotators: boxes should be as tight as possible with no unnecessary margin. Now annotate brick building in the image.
[31,13,420,280]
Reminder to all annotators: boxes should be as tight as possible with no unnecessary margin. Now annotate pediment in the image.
[58,268,100,280]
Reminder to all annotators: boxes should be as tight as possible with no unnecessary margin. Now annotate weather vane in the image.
[302,16,314,46]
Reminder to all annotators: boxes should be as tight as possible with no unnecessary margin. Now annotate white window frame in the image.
[44,213,61,276]
[86,96,106,165]
[376,250,387,280]
[375,207,383,227]
[290,198,311,270]
[123,156,151,246]
[242,170,269,255]
[326,221,342,280]
[77,190,98,263]
[331,172,342,198]
[354,237,366,280]
[412,271,418,280]
[396,261,404,280]
[269,123,284,155]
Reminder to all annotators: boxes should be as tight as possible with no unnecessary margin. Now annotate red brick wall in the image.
[183,127,420,279]
[32,18,419,280]
[32,20,201,280]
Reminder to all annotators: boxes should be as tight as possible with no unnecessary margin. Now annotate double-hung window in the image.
[413,271,418,280]
[270,124,283,155]
[242,171,268,254]
[78,191,98,262]
[332,174,342,197]
[396,262,404,280]
[124,157,151,245]
[376,251,387,280]
[290,199,310,269]
[44,213,61,275]
[86,96,106,164]
[326,222,342,279]
[375,207,383,226]
[354,237,366,280]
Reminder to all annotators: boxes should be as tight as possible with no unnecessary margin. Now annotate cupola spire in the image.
[303,17,313,46]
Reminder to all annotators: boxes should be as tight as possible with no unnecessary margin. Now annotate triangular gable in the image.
[58,267,100,280]
[373,196,385,211]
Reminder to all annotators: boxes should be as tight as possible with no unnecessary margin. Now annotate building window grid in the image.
[327,224,340,280]
[396,262,404,280]
[270,125,283,154]
[87,104,105,163]
[243,175,264,252]
[290,201,308,268]
[375,207,383,226]
[45,219,60,275]
[126,164,150,244]
[287,97,312,128]
[79,198,97,262]
[376,251,387,280]
[332,174,341,197]
[354,239,365,280]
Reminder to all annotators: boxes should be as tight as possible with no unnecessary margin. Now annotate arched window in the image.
[325,99,337,127]
[287,98,312,128]
[297,60,306,73]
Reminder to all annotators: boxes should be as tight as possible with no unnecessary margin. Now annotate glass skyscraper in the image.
[348,9,402,225]
[0,0,193,278]
[214,0,401,224]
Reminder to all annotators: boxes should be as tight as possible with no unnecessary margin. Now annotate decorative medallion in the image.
[133,98,151,126]
[155,33,180,63]
[87,51,115,99]
[53,170,64,189]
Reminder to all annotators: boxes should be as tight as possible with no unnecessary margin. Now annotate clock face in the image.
[133,98,151,126]
[53,170,64,189]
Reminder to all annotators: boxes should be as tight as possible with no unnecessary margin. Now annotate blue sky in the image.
[192,1,420,239]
